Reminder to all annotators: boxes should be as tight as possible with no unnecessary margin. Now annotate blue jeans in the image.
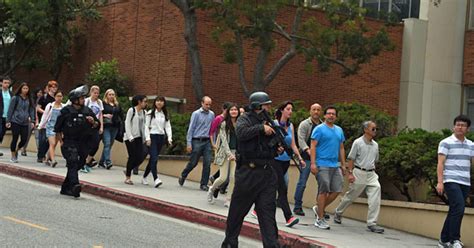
[293,160,311,210]
[440,182,470,243]
[100,127,118,165]
[181,139,212,186]
[144,134,165,180]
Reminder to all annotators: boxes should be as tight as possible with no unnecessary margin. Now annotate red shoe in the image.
[285,216,299,228]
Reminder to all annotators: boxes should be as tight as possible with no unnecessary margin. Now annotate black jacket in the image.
[235,110,278,164]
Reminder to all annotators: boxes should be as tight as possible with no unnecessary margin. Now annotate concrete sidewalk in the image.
[0,147,437,248]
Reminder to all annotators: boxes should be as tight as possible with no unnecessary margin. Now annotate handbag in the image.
[115,117,125,143]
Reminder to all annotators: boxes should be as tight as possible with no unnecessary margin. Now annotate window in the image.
[466,87,474,131]
[361,0,420,20]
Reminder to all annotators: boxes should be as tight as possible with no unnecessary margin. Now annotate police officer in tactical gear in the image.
[55,85,99,198]
[222,91,282,248]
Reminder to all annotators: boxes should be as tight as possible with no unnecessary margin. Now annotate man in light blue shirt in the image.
[0,76,13,156]
[179,96,215,191]
[310,105,346,230]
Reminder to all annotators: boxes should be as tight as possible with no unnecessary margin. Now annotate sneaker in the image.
[84,165,92,173]
[79,167,89,173]
[207,188,214,203]
[88,158,98,168]
[334,212,342,224]
[285,216,299,228]
[142,177,149,185]
[10,157,18,163]
[224,199,230,208]
[437,240,451,248]
[106,162,113,170]
[451,240,464,248]
[200,185,209,191]
[0,152,3,156]
[250,209,257,218]
[44,160,51,167]
[37,158,44,163]
[154,178,163,188]
[368,225,384,233]
[51,160,58,168]
[98,162,106,168]
[21,151,27,156]
[324,213,330,221]
[314,218,330,230]
[293,208,305,216]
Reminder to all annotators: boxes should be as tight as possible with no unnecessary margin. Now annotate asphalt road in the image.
[0,174,260,248]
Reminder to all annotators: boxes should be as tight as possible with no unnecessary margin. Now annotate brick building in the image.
[13,0,474,130]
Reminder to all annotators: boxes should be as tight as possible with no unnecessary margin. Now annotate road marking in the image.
[93,246,103,248]
[3,216,49,231]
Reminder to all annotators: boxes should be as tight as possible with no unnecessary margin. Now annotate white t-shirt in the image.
[85,97,103,119]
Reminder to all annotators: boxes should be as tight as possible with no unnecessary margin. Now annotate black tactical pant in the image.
[222,163,280,248]
[61,141,87,194]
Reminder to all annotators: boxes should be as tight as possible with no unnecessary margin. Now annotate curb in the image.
[0,163,334,248]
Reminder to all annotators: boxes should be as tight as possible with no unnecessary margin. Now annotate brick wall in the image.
[15,0,403,116]
[464,30,474,85]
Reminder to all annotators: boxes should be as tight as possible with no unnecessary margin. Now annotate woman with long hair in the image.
[99,89,123,169]
[123,95,148,185]
[142,96,172,188]
[207,103,239,207]
[6,82,35,162]
[82,85,103,172]
[38,91,65,167]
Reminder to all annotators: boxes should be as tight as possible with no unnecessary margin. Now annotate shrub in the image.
[86,58,130,96]
[378,129,446,203]
[165,112,191,155]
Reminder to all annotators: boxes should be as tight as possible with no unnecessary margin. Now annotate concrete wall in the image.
[420,0,467,131]
[398,18,428,129]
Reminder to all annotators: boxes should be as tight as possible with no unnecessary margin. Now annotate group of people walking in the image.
[1,75,471,248]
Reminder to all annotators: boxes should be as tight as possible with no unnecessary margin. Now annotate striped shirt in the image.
[438,134,473,186]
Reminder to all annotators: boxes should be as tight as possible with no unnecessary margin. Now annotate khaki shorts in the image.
[316,167,343,193]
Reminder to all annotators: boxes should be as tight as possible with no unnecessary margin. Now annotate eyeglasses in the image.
[371,128,377,131]
[326,112,336,116]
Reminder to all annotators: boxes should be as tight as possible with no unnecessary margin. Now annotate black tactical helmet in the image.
[249,91,272,110]
[68,85,89,102]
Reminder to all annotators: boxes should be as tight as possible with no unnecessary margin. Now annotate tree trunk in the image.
[171,0,205,104]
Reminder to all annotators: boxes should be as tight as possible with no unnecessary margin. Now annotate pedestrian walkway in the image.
[0,147,437,248]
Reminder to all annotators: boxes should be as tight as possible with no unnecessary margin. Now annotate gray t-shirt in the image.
[347,136,379,170]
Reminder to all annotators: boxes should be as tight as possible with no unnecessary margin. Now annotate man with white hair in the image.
[333,120,384,233]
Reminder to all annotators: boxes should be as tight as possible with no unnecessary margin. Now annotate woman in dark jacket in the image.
[6,82,35,162]
[99,89,123,169]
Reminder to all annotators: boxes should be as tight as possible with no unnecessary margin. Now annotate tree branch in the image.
[262,7,303,87]
[272,21,291,41]
[2,38,37,77]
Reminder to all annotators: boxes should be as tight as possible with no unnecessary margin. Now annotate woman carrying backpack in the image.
[6,82,35,163]
[123,95,148,185]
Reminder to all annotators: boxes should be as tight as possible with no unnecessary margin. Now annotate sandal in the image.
[124,179,134,185]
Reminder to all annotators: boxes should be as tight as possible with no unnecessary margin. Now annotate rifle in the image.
[261,110,306,172]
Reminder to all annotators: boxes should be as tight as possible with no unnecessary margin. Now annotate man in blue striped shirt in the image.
[437,115,473,248]
[179,96,215,191]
